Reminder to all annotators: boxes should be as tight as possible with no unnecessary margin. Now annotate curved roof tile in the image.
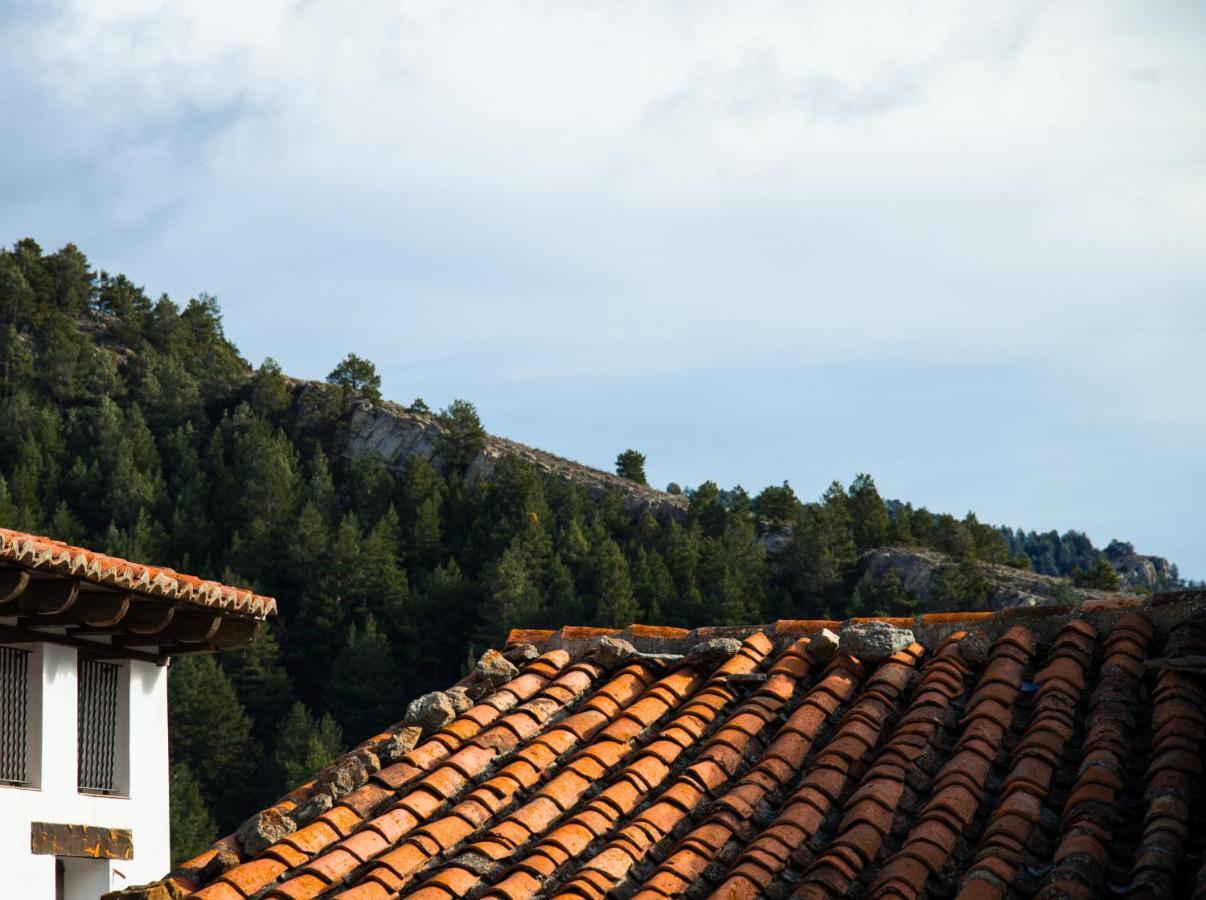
[0,527,276,618]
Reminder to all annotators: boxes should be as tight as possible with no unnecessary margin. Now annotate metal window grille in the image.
[1,645,30,786]
[77,658,120,793]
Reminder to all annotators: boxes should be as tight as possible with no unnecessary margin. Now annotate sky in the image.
[1,1,1203,578]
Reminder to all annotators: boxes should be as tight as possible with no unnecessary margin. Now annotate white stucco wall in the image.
[0,642,171,899]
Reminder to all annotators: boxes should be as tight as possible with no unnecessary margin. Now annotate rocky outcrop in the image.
[856,545,1125,610]
[1104,540,1175,592]
[296,383,689,520]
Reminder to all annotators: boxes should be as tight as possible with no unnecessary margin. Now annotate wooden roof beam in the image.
[18,578,79,616]
[114,609,224,647]
[19,590,131,629]
[0,567,29,604]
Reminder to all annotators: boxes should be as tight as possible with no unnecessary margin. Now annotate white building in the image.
[0,528,276,900]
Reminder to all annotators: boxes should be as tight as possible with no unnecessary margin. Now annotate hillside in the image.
[312,382,1178,593]
[0,239,1188,863]
[321,386,689,519]
[855,546,1115,610]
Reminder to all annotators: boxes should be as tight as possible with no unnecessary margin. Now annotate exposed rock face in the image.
[298,384,689,520]
[839,621,915,662]
[856,546,1128,610]
[1104,540,1176,592]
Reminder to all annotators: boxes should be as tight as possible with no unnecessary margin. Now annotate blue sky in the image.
[1,2,1203,577]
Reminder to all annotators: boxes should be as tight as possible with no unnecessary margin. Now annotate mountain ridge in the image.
[307,382,690,519]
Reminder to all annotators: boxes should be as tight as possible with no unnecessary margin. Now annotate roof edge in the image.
[507,590,1206,656]
[0,527,276,618]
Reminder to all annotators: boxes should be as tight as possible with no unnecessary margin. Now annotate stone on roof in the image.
[112,594,1206,899]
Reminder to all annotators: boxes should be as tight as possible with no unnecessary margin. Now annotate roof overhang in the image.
[0,528,276,663]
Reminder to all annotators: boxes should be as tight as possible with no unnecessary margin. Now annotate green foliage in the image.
[272,702,344,796]
[250,358,291,418]
[929,559,991,612]
[753,481,798,525]
[168,655,258,832]
[615,449,647,485]
[325,616,397,741]
[849,474,889,552]
[169,762,217,866]
[0,239,1176,864]
[1072,553,1122,591]
[592,537,639,627]
[483,538,547,640]
[223,627,293,743]
[436,399,485,473]
[326,353,382,404]
[850,570,918,616]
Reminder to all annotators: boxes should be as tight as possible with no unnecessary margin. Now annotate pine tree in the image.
[436,400,485,473]
[664,520,704,625]
[0,325,33,393]
[306,449,339,525]
[325,616,398,741]
[326,353,382,404]
[592,538,639,627]
[272,702,344,795]
[169,762,217,866]
[753,481,798,524]
[482,538,547,641]
[249,358,291,418]
[886,502,914,544]
[289,584,346,710]
[411,495,443,571]
[0,474,15,525]
[848,473,889,552]
[168,655,259,832]
[362,506,410,634]
[1072,554,1122,591]
[615,449,647,485]
[223,627,293,744]
[543,556,584,625]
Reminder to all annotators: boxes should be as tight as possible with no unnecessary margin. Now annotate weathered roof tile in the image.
[120,597,1206,900]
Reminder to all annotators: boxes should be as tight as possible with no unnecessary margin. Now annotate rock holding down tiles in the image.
[809,627,840,661]
[475,647,520,682]
[236,806,296,856]
[839,621,915,662]
[684,637,744,670]
[591,635,640,669]
[405,690,458,729]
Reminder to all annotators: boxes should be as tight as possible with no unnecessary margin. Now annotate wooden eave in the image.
[0,564,263,664]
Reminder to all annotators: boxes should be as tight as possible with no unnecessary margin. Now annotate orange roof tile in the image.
[119,593,1206,900]
[0,527,276,617]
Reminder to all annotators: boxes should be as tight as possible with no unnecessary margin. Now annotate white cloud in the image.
[2,2,1204,572]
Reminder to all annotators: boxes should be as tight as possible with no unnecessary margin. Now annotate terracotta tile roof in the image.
[117,594,1206,900]
[0,527,276,617]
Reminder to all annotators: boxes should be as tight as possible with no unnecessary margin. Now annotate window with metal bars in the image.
[77,658,120,794]
[1,645,31,786]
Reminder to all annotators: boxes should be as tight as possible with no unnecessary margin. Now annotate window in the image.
[77,658,121,794]
[0,645,31,786]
